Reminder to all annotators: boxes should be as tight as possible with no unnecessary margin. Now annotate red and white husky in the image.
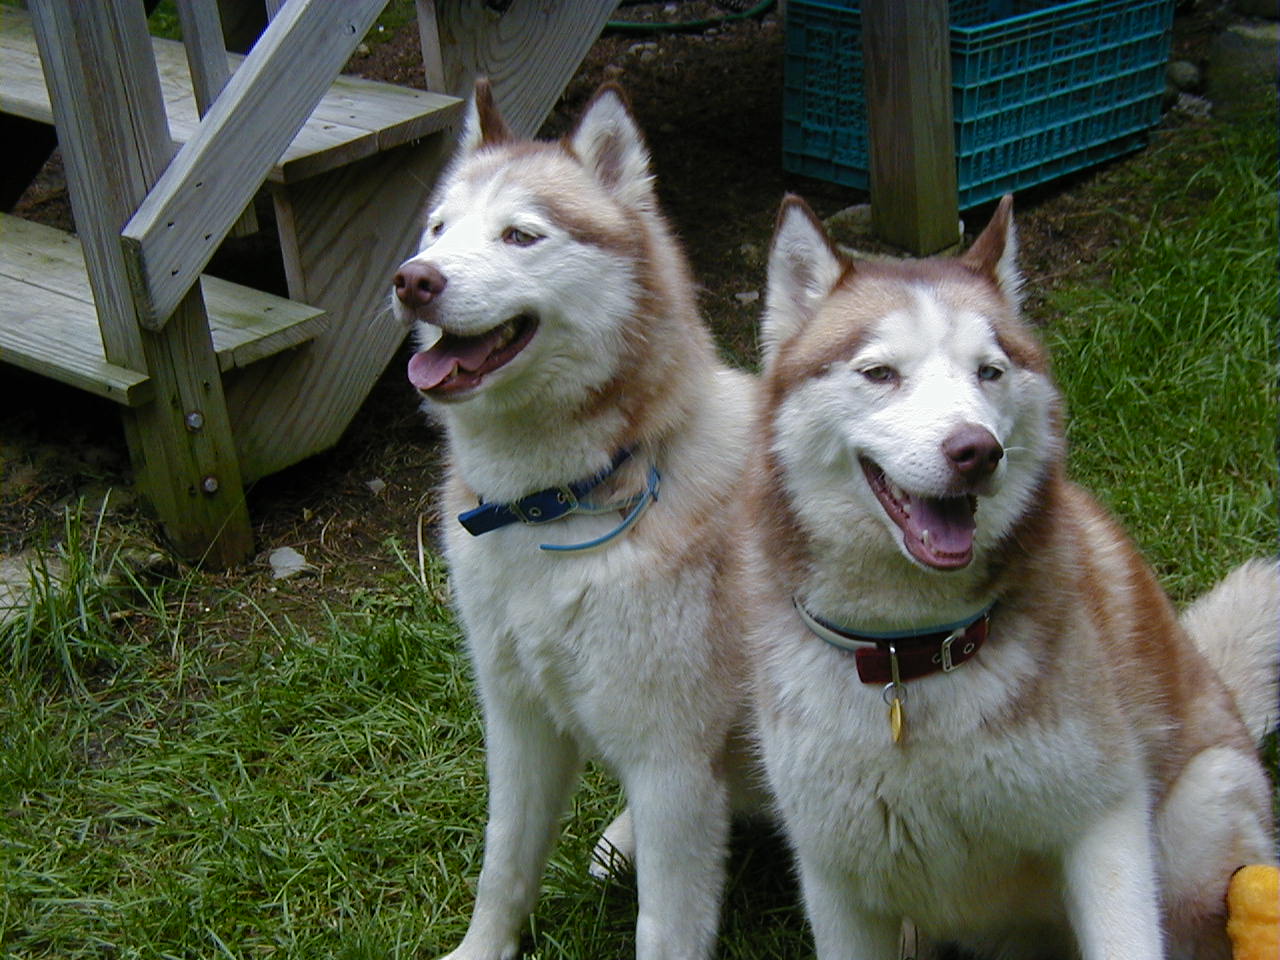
[744,194,1278,959]
[391,81,756,960]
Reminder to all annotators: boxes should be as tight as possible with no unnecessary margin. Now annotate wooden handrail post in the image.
[862,0,960,255]
[30,0,253,566]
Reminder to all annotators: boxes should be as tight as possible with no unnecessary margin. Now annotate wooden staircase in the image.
[0,0,617,566]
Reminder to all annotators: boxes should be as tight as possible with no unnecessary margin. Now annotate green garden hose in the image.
[605,0,777,36]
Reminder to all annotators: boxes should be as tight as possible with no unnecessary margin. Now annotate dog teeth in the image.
[920,529,931,545]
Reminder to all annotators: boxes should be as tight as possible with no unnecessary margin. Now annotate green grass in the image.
[0,511,645,958]
[1,88,1276,960]
[1042,105,1278,601]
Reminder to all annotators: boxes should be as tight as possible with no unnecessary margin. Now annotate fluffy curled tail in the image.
[1179,558,1280,742]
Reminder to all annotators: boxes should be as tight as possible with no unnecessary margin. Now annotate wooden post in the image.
[173,0,259,237]
[861,0,959,255]
[29,0,253,566]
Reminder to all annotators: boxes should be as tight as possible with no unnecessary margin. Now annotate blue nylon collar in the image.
[539,464,660,553]
[457,448,638,537]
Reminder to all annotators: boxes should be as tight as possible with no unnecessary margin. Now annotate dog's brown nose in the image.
[943,424,1003,480]
[393,261,446,308]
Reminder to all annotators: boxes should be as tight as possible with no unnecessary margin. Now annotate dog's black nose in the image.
[394,261,447,308]
[943,424,1003,480]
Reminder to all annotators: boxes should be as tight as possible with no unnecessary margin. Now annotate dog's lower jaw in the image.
[859,458,978,571]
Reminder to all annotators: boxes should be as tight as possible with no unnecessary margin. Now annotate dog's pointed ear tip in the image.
[582,82,635,121]
[593,81,629,102]
[774,199,837,257]
[775,194,814,231]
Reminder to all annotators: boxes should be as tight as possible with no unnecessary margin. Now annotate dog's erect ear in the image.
[762,195,847,369]
[457,77,513,158]
[961,193,1022,306]
[569,84,654,210]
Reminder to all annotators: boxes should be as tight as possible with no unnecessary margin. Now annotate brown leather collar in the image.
[793,600,993,684]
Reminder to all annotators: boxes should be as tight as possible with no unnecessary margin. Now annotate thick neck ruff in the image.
[793,599,994,684]
[458,448,660,552]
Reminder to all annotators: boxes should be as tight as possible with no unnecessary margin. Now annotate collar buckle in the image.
[510,486,578,524]
[935,625,981,673]
[938,628,961,672]
[458,448,633,536]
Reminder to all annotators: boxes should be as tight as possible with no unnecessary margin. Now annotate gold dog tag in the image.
[889,695,904,744]
[886,641,905,744]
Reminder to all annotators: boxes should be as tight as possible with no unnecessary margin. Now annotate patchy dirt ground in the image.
[0,1,1268,624]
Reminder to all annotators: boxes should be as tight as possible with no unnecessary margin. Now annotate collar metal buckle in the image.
[939,627,964,672]
[511,486,578,524]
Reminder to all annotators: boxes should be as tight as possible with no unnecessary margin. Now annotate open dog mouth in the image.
[407,314,538,396]
[860,459,977,571]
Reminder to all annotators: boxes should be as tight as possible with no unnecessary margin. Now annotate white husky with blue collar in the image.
[391,81,759,960]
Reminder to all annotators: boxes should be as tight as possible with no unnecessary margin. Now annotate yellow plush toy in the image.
[1227,864,1279,960]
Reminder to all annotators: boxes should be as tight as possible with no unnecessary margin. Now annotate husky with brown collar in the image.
[744,194,1278,959]
[390,81,756,960]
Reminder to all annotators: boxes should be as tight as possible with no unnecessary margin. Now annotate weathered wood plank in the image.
[0,7,462,184]
[0,273,153,405]
[420,0,618,137]
[322,74,462,154]
[0,213,327,375]
[174,0,258,236]
[227,137,451,482]
[174,0,232,115]
[119,0,392,331]
[29,0,170,372]
[862,0,959,255]
[201,274,327,368]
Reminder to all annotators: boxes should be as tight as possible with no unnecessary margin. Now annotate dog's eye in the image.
[428,221,444,239]
[502,227,541,247]
[860,365,898,385]
[978,364,1004,382]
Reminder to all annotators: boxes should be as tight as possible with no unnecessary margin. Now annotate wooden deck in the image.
[0,7,461,185]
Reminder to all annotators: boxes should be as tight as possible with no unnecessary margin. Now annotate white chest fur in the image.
[755,617,1137,936]
[446,511,724,763]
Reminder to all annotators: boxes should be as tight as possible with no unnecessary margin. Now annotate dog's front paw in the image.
[437,930,520,960]
[438,943,518,960]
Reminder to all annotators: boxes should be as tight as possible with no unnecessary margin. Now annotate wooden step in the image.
[0,6,462,184]
[0,213,327,406]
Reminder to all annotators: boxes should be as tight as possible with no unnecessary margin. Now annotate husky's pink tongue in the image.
[901,493,976,569]
[861,459,977,570]
[407,328,505,391]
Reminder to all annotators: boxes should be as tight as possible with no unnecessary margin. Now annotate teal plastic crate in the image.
[782,0,1174,208]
